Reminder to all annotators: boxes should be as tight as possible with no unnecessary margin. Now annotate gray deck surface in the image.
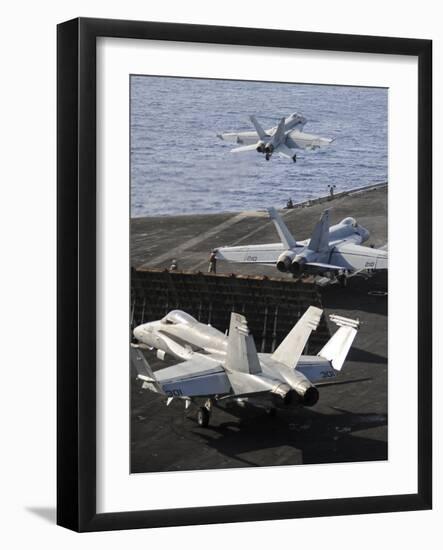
[130,185,388,473]
[131,184,387,276]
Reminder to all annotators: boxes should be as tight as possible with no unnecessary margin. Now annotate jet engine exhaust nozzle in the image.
[272,386,319,408]
[290,257,307,276]
[276,251,295,272]
[256,141,266,153]
[301,386,319,407]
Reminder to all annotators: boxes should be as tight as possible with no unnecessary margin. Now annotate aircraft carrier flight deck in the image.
[130,183,388,473]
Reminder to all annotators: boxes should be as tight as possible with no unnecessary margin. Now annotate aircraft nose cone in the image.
[133,325,144,341]
[358,226,369,242]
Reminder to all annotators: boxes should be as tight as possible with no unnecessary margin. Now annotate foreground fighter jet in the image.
[215,208,387,284]
[131,307,359,427]
[217,112,333,162]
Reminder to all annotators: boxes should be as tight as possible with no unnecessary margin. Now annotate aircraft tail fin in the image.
[225,312,262,375]
[267,207,297,249]
[309,209,331,252]
[318,314,359,372]
[250,115,268,140]
[271,306,323,369]
[273,117,287,143]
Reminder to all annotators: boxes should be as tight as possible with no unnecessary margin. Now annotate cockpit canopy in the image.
[160,310,197,326]
[341,217,357,227]
[290,112,306,123]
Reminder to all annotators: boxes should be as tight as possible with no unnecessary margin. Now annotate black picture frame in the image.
[57,17,432,532]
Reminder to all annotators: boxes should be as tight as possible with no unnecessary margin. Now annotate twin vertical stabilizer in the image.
[225,312,262,375]
[267,207,331,252]
[271,306,323,369]
[309,210,330,252]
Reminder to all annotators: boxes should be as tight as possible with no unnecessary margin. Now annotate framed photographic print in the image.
[57,17,432,532]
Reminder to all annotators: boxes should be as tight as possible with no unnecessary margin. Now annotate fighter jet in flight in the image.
[214,208,387,284]
[217,112,333,162]
[131,306,359,427]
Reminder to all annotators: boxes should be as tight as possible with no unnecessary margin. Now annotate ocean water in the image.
[131,76,387,217]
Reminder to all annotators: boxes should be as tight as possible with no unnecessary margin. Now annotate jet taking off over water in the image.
[131,307,359,427]
[215,208,387,284]
[217,112,333,162]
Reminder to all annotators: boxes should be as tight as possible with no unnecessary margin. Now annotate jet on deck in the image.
[131,307,359,427]
[215,207,387,284]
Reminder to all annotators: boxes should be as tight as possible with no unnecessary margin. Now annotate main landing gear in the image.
[197,399,213,427]
[265,152,271,161]
[337,271,348,288]
[292,154,297,163]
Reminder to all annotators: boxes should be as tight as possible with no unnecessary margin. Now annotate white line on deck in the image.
[139,211,255,269]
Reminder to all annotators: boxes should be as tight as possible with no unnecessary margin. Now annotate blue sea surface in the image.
[131,76,387,217]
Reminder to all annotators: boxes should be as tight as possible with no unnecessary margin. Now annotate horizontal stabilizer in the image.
[272,306,323,369]
[318,315,359,371]
[275,143,296,159]
[231,143,259,153]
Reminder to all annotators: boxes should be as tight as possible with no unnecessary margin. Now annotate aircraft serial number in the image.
[166,389,183,397]
[245,255,258,262]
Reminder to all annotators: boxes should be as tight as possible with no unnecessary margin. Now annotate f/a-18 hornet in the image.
[217,112,333,162]
[215,208,387,284]
[131,306,359,427]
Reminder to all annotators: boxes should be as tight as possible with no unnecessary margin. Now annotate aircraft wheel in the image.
[292,155,297,163]
[265,153,270,161]
[197,407,210,427]
[338,274,348,288]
